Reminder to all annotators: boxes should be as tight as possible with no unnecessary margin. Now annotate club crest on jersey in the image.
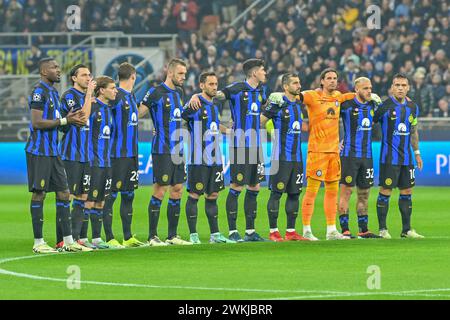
[335,101,339,107]
[247,103,259,116]
[390,110,397,120]
[316,170,322,177]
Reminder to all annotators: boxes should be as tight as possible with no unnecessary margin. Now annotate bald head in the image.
[354,77,372,102]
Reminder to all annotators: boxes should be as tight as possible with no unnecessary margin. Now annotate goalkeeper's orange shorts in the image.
[306,152,341,182]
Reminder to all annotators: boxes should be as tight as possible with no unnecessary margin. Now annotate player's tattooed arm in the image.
[411,124,423,170]
[138,103,149,118]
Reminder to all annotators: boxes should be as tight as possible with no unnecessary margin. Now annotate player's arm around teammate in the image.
[261,73,309,242]
[338,77,382,239]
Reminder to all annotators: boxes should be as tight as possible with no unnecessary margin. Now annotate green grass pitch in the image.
[0,185,449,300]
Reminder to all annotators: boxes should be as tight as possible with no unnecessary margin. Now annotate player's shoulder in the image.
[224,81,246,93]
[340,98,356,109]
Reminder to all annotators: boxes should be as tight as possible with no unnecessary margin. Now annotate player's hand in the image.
[188,94,202,110]
[66,109,86,127]
[370,93,382,105]
[268,92,283,105]
[415,154,423,171]
[86,79,97,95]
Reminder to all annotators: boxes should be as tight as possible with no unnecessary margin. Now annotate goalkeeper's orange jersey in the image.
[302,89,355,153]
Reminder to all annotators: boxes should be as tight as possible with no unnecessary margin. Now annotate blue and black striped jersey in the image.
[181,95,223,166]
[374,96,419,166]
[340,98,376,159]
[222,81,267,149]
[110,87,139,158]
[59,87,90,162]
[141,83,184,155]
[263,96,304,162]
[25,81,61,157]
[88,99,113,168]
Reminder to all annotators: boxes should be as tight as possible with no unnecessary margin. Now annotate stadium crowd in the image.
[0,0,449,117]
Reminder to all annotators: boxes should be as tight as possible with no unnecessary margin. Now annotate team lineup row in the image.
[25,57,424,254]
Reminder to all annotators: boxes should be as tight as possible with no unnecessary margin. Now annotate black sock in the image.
[103,192,117,241]
[358,215,369,233]
[226,188,240,231]
[167,198,181,239]
[71,199,85,240]
[56,200,72,238]
[90,208,103,239]
[56,214,63,244]
[148,196,162,240]
[286,193,300,230]
[267,191,282,229]
[30,200,44,239]
[186,196,198,234]
[205,198,219,234]
[339,213,350,232]
[120,191,134,241]
[377,193,390,230]
[399,194,412,234]
[244,190,259,230]
[80,209,89,239]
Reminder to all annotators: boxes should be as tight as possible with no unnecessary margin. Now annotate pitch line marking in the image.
[1,254,450,299]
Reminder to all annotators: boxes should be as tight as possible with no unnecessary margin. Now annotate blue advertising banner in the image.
[1,142,449,186]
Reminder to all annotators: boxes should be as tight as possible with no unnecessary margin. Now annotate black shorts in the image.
[63,161,91,196]
[87,166,112,202]
[340,157,374,189]
[269,161,303,194]
[379,164,415,190]
[26,153,68,193]
[229,147,265,186]
[111,157,139,192]
[187,165,225,195]
[152,153,186,186]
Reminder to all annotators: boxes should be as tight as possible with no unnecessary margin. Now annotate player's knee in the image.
[94,201,104,209]
[357,188,370,201]
[169,184,183,199]
[230,184,244,193]
[305,178,321,194]
[32,191,46,202]
[247,184,260,192]
[325,181,339,193]
[341,185,353,199]
[400,188,412,195]
[206,193,218,200]
[153,184,167,199]
[56,190,70,201]
[189,192,200,200]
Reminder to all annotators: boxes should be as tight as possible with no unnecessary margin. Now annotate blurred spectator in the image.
[172,0,199,41]
[410,71,435,117]
[25,45,43,72]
